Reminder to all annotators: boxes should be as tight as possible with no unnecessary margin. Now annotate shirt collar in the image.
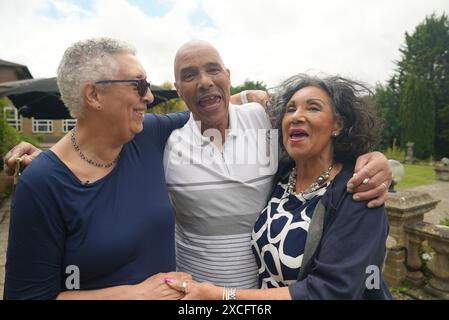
[188,104,239,146]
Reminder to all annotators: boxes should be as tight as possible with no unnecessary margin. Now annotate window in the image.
[32,118,53,133]
[3,106,22,132]
[62,119,77,132]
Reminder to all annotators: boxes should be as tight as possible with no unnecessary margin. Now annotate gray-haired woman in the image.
[166,74,392,299]
[5,37,190,299]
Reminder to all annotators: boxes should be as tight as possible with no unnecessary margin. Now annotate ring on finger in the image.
[181,281,188,294]
[381,182,388,190]
[362,178,370,185]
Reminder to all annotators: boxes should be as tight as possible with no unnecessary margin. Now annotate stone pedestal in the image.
[405,222,449,299]
[383,247,407,287]
[406,232,425,286]
[383,191,440,288]
[435,164,449,182]
[405,142,414,164]
[386,191,440,247]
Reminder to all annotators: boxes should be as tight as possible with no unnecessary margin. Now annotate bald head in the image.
[174,40,226,82]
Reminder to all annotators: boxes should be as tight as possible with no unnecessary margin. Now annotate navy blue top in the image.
[257,161,392,300]
[5,112,189,299]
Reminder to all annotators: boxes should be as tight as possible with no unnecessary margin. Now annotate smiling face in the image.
[96,53,153,141]
[174,41,231,133]
[282,86,343,162]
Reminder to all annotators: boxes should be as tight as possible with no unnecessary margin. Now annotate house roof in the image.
[0,59,33,79]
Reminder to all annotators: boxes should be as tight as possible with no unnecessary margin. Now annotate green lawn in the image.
[396,164,436,190]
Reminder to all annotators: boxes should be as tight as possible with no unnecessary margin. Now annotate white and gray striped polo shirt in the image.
[163,103,278,289]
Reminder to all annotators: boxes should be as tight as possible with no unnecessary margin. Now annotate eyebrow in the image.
[306,98,325,104]
[123,72,145,80]
[180,66,196,75]
[205,62,222,68]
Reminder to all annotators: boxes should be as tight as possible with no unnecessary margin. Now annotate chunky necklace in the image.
[70,128,119,168]
[286,163,334,197]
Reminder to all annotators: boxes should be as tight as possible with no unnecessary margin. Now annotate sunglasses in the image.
[95,78,151,97]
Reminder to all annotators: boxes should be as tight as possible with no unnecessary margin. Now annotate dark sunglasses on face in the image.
[95,78,151,97]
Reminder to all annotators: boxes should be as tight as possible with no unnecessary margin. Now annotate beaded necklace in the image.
[286,163,334,197]
[70,128,119,168]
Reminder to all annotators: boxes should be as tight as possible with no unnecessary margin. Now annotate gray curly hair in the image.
[269,73,381,163]
[57,37,136,118]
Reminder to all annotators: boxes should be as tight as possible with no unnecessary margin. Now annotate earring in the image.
[332,132,338,137]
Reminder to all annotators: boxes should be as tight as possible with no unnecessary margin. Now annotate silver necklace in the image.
[70,128,119,168]
[286,163,334,197]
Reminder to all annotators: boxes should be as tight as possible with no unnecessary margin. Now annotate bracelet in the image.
[228,287,236,300]
[222,287,237,300]
[240,90,249,104]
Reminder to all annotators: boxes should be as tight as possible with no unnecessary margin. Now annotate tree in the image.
[396,13,449,157]
[400,75,435,159]
[231,79,267,95]
[374,76,402,150]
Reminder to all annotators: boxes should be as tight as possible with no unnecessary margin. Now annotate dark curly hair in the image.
[269,74,381,163]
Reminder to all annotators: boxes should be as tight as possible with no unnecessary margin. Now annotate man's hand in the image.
[230,90,269,107]
[3,142,42,176]
[347,151,392,208]
[246,90,269,108]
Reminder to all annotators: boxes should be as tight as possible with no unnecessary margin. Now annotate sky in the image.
[1,0,448,88]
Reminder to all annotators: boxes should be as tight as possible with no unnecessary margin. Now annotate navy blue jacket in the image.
[272,160,392,299]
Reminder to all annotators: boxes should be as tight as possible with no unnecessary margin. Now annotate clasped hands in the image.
[163,276,218,300]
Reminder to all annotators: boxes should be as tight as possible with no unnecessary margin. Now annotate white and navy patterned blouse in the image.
[251,176,329,289]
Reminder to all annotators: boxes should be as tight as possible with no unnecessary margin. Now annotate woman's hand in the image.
[133,272,192,300]
[164,278,222,300]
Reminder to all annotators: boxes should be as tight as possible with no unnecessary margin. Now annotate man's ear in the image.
[82,82,101,110]
[226,68,231,80]
[174,81,183,100]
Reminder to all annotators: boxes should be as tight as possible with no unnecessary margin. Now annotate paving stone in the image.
[0,247,6,267]
[0,264,4,285]
[0,198,11,224]
[0,219,9,242]
[0,266,4,300]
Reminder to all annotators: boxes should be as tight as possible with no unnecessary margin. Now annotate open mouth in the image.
[198,95,222,110]
[289,128,309,142]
